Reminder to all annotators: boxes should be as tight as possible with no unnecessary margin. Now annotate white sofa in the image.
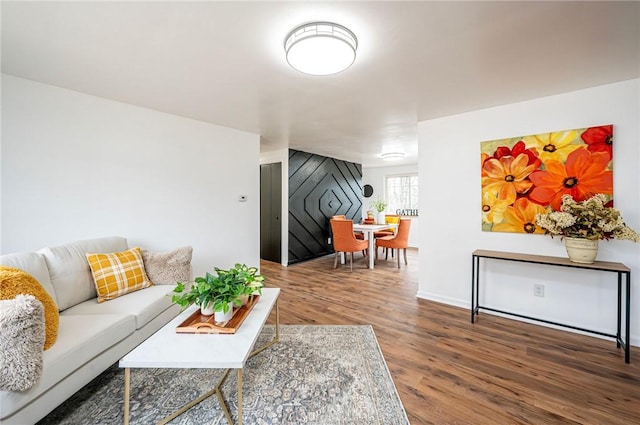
[0,237,182,425]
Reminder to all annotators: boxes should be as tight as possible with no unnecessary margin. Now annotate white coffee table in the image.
[119,287,280,425]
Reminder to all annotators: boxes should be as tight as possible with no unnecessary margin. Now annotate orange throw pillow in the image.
[0,266,59,350]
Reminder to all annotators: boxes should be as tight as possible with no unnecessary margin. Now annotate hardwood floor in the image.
[261,249,640,425]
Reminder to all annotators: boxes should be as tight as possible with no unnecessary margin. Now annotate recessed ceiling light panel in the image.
[285,22,357,76]
[381,152,405,161]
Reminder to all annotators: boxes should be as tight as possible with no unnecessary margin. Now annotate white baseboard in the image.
[415,290,467,309]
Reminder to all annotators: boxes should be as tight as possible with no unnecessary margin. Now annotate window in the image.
[385,174,418,216]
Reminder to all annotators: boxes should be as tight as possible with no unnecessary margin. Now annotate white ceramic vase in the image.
[564,237,599,264]
[377,211,386,225]
[214,303,234,322]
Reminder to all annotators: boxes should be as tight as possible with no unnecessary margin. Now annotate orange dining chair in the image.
[331,214,365,241]
[330,219,369,271]
[375,218,411,268]
[374,214,401,257]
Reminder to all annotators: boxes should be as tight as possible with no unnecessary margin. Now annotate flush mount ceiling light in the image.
[284,22,358,76]
[381,152,405,161]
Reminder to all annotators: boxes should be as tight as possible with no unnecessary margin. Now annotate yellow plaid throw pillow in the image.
[86,247,152,303]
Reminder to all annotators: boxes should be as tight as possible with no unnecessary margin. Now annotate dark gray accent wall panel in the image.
[288,149,362,264]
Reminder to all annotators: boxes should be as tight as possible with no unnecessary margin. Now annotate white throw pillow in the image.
[141,247,193,285]
[0,294,45,391]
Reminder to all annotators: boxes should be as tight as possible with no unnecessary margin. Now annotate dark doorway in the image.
[260,163,282,263]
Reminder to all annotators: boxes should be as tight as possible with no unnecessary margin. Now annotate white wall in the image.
[418,79,640,346]
[363,164,420,248]
[1,75,261,277]
[260,149,289,266]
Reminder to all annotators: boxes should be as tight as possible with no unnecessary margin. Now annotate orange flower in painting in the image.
[581,125,613,160]
[529,147,612,210]
[481,152,490,177]
[482,153,537,205]
[492,198,547,234]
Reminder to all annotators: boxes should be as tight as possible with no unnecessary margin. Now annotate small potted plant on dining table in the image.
[370,198,387,224]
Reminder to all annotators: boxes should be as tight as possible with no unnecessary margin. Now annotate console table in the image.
[471,249,631,363]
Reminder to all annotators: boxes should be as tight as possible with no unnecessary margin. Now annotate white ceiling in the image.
[2,1,639,167]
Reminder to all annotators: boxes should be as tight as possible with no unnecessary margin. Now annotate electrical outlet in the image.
[533,283,545,297]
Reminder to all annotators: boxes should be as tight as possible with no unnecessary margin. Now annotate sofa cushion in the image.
[39,237,128,311]
[86,247,152,303]
[0,295,45,391]
[141,246,193,285]
[62,285,175,330]
[0,266,59,350]
[0,313,135,419]
[0,252,58,305]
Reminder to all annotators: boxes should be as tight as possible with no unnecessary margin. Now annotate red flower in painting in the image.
[492,141,541,168]
[581,125,613,160]
[528,147,613,210]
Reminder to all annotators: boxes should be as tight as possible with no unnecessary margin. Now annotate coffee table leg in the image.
[237,369,243,425]
[124,368,130,425]
[249,301,280,357]
[276,299,280,342]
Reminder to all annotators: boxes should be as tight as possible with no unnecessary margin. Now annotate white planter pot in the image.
[214,303,234,322]
[238,294,249,306]
[377,212,386,225]
[200,301,214,316]
[564,237,599,264]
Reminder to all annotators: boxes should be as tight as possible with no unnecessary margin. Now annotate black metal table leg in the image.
[625,271,630,364]
[471,255,476,323]
[617,272,622,348]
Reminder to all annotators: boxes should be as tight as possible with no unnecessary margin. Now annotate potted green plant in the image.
[171,264,265,321]
[535,193,640,263]
[210,263,265,307]
[370,198,387,224]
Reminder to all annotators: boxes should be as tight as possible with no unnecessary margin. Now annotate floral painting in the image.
[481,124,613,234]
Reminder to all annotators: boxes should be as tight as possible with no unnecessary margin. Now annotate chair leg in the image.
[397,248,400,268]
[365,250,369,268]
[403,248,408,265]
[350,252,354,272]
[334,252,339,269]
[385,248,389,260]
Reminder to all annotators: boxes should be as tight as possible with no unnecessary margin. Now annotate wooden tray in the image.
[175,295,260,334]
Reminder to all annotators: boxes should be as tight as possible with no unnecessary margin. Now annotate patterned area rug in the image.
[38,325,409,425]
